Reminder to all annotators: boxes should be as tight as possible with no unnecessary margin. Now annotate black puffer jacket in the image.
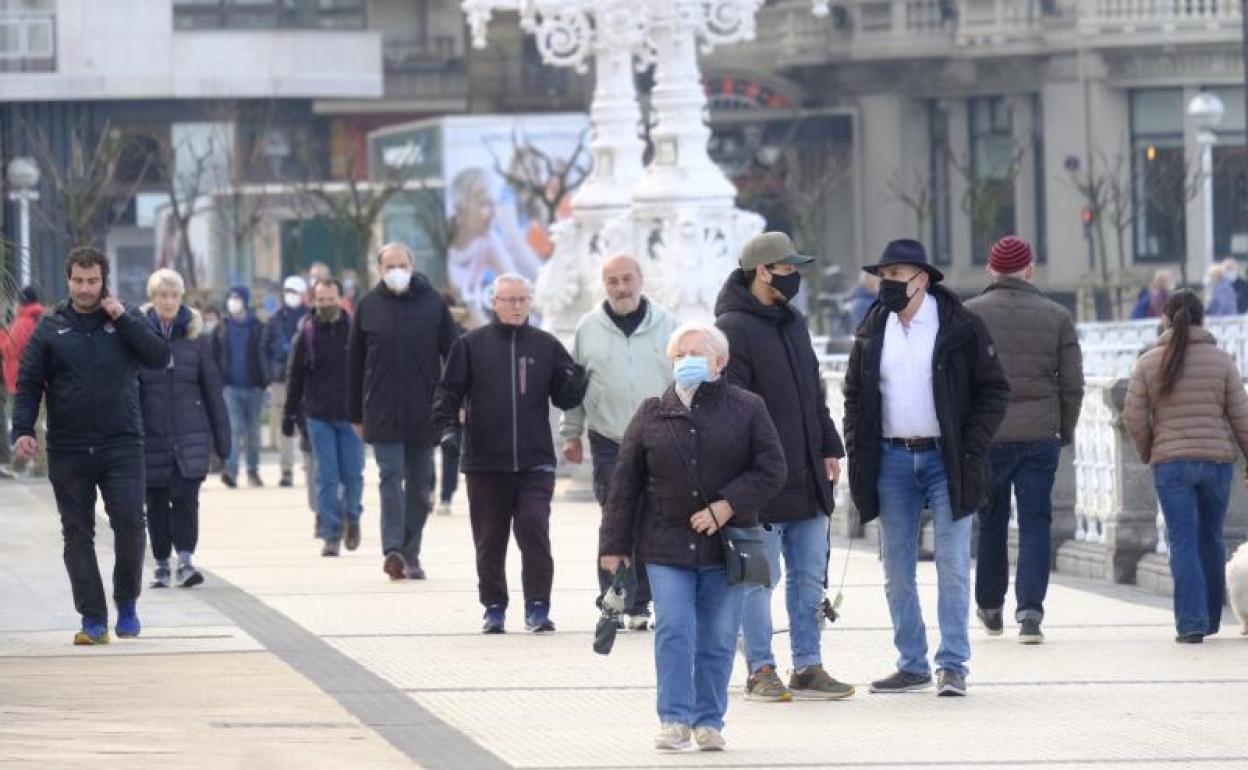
[715,270,844,522]
[433,319,588,473]
[347,275,456,445]
[139,305,231,485]
[285,311,351,423]
[843,285,1010,522]
[11,301,169,452]
[599,380,787,568]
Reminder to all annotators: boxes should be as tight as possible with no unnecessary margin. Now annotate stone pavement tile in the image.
[0,625,259,657]
[0,653,416,770]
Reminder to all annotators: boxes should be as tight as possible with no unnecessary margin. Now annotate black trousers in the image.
[588,431,651,614]
[146,470,204,560]
[48,446,147,624]
[466,470,555,609]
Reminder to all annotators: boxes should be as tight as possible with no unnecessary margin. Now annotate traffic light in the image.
[1081,206,1094,226]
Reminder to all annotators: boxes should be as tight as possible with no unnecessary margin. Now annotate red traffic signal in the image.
[1081,206,1094,225]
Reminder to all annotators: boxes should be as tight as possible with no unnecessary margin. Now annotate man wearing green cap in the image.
[714,231,854,702]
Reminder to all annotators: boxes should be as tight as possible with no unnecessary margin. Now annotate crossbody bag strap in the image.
[662,417,723,531]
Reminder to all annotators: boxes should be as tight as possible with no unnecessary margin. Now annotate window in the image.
[928,101,952,266]
[967,96,1018,263]
[1031,94,1047,263]
[1208,86,1248,259]
[174,0,365,30]
[1130,89,1187,263]
[0,0,55,73]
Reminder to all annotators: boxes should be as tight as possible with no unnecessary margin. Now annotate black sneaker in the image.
[869,670,933,693]
[936,669,967,697]
[321,540,341,557]
[977,607,1004,636]
[404,559,426,580]
[247,471,263,487]
[344,521,361,551]
[221,472,237,488]
[482,605,506,634]
[279,471,293,488]
[1175,633,1204,644]
[1019,619,1044,645]
[525,602,556,633]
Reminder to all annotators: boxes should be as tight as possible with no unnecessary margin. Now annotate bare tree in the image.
[885,168,933,240]
[406,184,455,264]
[205,101,277,282]
[1141,147,1204,287]
[948,144,1026,259]
[156,128,220,290]
[488,128,590,225]
[25,118,139,249]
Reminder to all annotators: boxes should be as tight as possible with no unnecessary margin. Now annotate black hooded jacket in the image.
[11,301,169,452]
[843,284,1011,523]
[139,305,231,484]
[714,270,844,522]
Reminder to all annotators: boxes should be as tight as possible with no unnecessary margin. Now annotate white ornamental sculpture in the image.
[462,0,831,332]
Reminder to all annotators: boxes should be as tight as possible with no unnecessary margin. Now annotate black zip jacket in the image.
[285,312,351,423]
[715,270,845,522]
[433,319,588,474]
[139,305,231,484]
[843,284,1010,523]
[347,275,456,445]
[11,301,169,452]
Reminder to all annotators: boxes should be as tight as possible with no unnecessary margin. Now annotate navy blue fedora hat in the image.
[863,239,944,283]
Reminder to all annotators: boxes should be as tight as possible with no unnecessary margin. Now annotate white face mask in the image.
[283,292,303,309]
[227,297,245,316]
[383,268,412,292]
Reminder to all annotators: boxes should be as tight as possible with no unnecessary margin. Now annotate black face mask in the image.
[770,271,802,302]
[879,277,915,313]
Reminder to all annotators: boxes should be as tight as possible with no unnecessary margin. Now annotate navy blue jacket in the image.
[262,304,308,384]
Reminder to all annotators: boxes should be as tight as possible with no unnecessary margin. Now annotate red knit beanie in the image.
[989,236,1032,273]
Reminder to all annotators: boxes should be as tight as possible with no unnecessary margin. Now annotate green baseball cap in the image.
[739,232,815,270]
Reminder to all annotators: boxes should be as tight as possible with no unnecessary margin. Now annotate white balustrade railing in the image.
[956,0,1046,44]
[1078,316,1248,379]
[1082,0,1241,33]
[1073,377,1117,545]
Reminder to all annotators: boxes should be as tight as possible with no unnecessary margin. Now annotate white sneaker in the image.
[436,502,453,516]
[693,726,725,751]
[626,613,651,631]
[654,722,691,751]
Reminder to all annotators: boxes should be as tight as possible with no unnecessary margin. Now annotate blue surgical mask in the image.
[673,356,711,389]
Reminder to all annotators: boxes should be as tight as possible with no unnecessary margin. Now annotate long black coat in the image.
[600,380,787,569]
[843,285,1010,523]
[139,306,231,485]
[434,319,587,473]
[347,275,456,445]
[715,270,844,522]
[11,301,169,452]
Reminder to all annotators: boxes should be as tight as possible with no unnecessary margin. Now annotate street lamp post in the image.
[5,157,40,288]
[1188,92,1224,273]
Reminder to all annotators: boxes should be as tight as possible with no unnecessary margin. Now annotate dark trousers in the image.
[588,431,651,614]
[465,470,556,609]
[975,438,1061,623]
[440,432,460,504]
[374,441,434,562]
[145,470,203,560]
[48,446,147,624]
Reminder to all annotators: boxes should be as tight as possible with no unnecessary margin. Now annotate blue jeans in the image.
[306,418,365,541]
[878,443,973,676]
[741,513,829,673]
[372,441,434,562]
[647,563,744,731]
[222,386,263,477]
[1154,460,1232,637]
[976,438,1061,623]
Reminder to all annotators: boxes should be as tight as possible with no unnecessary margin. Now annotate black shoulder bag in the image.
[663,419,771,587]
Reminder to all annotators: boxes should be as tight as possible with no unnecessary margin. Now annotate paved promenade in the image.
[3,454,1248,769]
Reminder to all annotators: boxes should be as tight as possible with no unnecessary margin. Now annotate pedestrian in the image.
[211,286,267,488]
[263,275,309,487]
[843,239,1009,697]
[434,273,589,634]
[847,272,879,330]
[965,237,1084,644]
[713,231,854,703]
[1130,269,1175,320]
[284,277,364,558]
[1221,258,1248,315]
[348,243,457,581]
[1123,289,1248,643]
[560,254,677,630]
[434,287,471,517]
[1204,265,1237,317]
[139,269,231,589]
[600,322,786,752]
[10,247,169,644]
[0,286,45,478]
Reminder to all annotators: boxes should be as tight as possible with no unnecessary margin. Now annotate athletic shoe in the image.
[1019,619,1044,644]
[626,611,652,631]
[977,607,1004,636]
[73,620,110,646]
[151,561,171,589]
[936,668,967,697]
[321,540,341,558]
[693,726,725,752]
[114,602,141,638]
[654,723,691,751]
[745,664,792,702]
[869,670,933,693]
[482,605,506,634]
[525,601,556,633]
[789,665,856,700]
[175,562,204,588]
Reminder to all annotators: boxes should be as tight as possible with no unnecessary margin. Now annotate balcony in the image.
[0,11,55,73]
[381,35,469,107]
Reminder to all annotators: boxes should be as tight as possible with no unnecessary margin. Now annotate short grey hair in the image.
[493,272,533,295]
[666,322,730,364]
[376,241,414,264]
[146,268,185,298]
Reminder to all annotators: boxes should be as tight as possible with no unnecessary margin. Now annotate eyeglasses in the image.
[495,296,531,306]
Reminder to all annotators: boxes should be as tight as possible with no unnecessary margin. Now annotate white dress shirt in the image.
[880,292,942,438]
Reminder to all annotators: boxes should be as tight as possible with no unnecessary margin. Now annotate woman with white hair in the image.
[139,269,231,588]
[599,322,786,752]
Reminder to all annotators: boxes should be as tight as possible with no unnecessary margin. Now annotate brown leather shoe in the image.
[383,551,406,580]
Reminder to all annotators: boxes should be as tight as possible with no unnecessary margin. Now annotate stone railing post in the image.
[823,368,861,538]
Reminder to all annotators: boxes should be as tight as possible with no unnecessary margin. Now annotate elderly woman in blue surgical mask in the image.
[599,322,786,753]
